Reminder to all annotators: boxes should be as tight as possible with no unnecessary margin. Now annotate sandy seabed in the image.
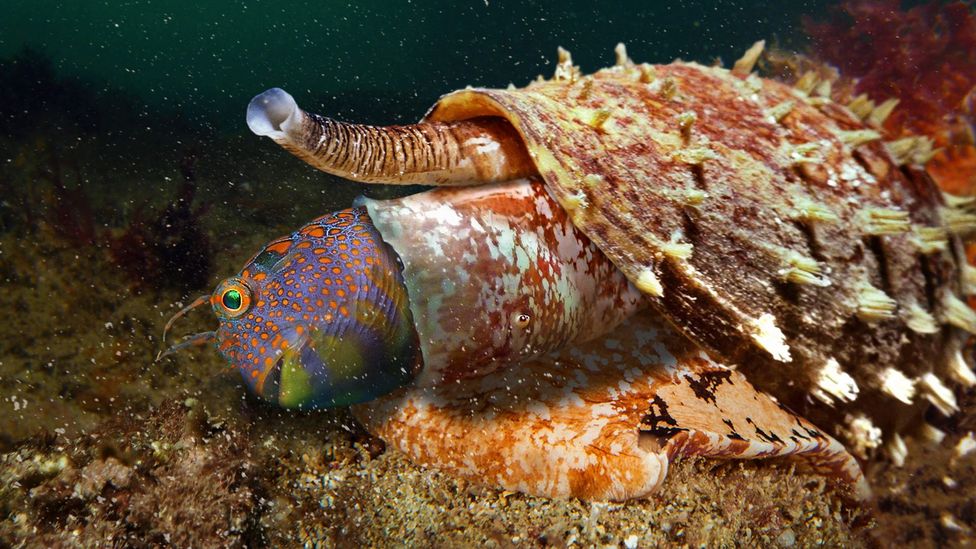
[0,213,974,549]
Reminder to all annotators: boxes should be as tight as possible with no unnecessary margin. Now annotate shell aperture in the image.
[211,207,421,408]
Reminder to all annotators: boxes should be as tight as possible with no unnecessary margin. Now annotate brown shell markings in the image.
[238,42,976,500]
[424,46,975,450]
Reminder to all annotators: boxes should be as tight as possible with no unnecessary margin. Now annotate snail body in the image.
[165,43,976,500]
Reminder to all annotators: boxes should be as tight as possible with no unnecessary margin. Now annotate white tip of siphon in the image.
[246,87,301,137]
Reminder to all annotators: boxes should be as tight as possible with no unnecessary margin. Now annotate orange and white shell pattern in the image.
[353,178,868,500]
[358,178,645,386]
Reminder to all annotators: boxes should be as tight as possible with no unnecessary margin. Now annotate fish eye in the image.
[212,279,252,319]
[222,289,243,311]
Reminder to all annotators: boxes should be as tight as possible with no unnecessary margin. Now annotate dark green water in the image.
[2,0,830,130]
[0,0,837,276]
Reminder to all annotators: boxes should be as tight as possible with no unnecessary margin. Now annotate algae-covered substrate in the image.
[1,198,974,548]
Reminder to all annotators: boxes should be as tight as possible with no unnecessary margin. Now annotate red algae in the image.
[804,0,976,194]
[107,152,213,293]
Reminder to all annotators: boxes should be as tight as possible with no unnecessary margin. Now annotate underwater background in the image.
[1,0,974,546]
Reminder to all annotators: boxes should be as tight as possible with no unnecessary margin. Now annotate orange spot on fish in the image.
[301,226,325,238]
[266,240,292,254]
